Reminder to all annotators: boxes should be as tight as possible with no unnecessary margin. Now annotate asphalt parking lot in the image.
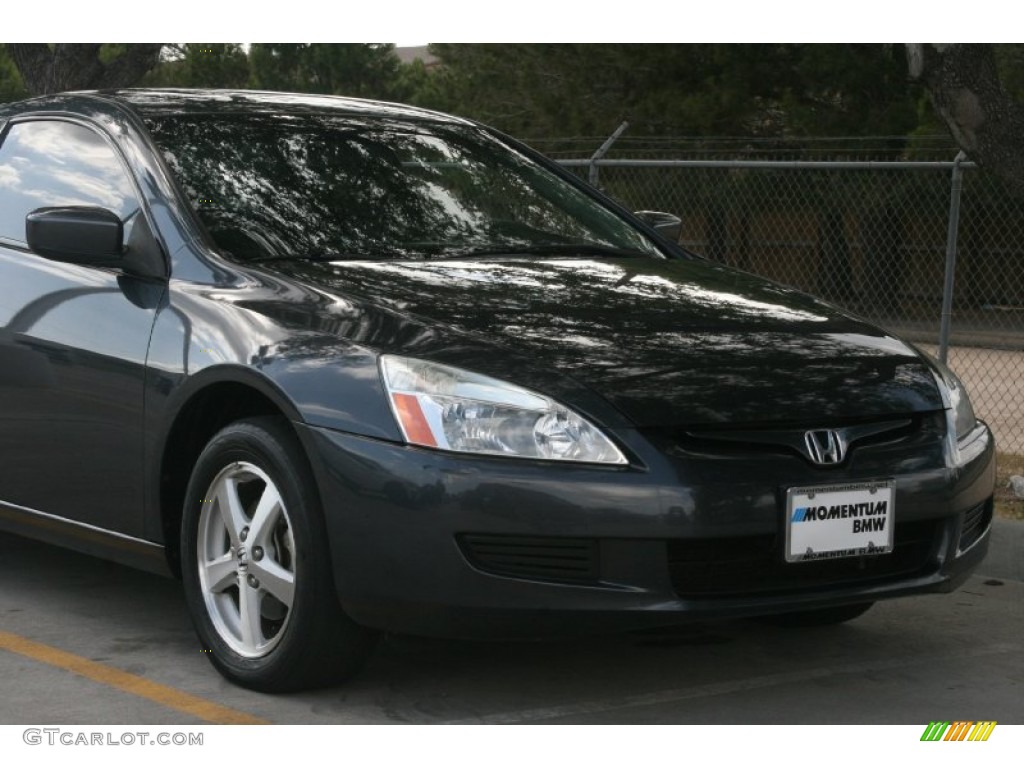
[1,521,1022,725]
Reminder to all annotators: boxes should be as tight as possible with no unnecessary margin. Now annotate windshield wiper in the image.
[433,243,654,260]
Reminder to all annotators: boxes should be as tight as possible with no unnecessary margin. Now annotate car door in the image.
[0,118,161,537]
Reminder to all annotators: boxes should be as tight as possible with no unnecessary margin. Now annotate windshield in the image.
[144,113,663,262]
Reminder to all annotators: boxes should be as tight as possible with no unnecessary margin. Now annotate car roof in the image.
[0,88,470,126]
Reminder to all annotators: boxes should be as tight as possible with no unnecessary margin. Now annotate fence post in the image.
[938,151,968,364]
[588,121,629,189]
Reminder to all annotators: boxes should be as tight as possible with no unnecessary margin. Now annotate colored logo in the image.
[920,721,996,741]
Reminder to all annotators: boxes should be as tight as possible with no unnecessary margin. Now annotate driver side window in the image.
[0,120,139,248]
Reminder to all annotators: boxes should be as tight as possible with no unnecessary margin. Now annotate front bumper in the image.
[296,417,995,638]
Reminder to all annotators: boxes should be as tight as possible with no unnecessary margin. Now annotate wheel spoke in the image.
[201,554,237,594]
[238,581,264,649]
[248,483,282,547]
[198,459,297,659]
[215,475,247,546]
[251,559,295,607]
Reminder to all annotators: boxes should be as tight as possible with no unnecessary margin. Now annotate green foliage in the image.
[421,44,922,140]
[98,44,133,65]
[140,43,412,100]
[144,44,250,89]
[995,44,1024,102]
[248,44,403,99]
[5,42,1022,147]
[395,59,444,109]
[0,46,28,104]
[779,45,921,137]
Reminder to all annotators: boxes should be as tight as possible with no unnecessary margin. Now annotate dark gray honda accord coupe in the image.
[0,89,995,691]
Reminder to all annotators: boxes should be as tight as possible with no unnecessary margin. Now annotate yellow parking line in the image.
[0,631,269,725]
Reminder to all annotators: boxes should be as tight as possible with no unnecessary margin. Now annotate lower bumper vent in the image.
[957,499,993,554]
[458,534,600,584]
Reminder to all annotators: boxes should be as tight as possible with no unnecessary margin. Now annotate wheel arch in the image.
[154,368,309,577]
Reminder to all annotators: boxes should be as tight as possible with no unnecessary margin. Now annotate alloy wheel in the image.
[197,461,296,658]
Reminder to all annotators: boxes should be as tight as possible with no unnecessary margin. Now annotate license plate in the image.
[785,481,894,563]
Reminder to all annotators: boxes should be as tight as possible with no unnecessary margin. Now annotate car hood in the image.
[271,256,943,428]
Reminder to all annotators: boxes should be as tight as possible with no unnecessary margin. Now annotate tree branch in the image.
[6,43,163,95]
[101,44,164,89]
[907,43,1024,188]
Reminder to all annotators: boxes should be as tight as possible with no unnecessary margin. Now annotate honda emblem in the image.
[804,429,846,465]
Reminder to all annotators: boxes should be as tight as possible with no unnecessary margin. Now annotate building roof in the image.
[394,46,439,67]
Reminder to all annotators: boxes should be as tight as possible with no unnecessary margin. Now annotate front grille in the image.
[458,534,600,584]
[957,500,992,554]
[646,414,933,466]
[668,520,940,599]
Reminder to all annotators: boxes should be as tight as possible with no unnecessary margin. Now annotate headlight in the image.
[380,355,627,464]
[928,356,977,441]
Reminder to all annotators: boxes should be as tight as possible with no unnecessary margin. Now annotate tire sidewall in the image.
[181,419,330,685]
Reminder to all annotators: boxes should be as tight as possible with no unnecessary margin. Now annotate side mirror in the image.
[26,207,124,266]
[635,210,682,243]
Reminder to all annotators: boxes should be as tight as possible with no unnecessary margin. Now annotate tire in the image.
[754,602,874,628]
[181,416,377,692]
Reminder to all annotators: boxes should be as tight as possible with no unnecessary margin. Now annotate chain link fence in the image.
[553,147,1024,460]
